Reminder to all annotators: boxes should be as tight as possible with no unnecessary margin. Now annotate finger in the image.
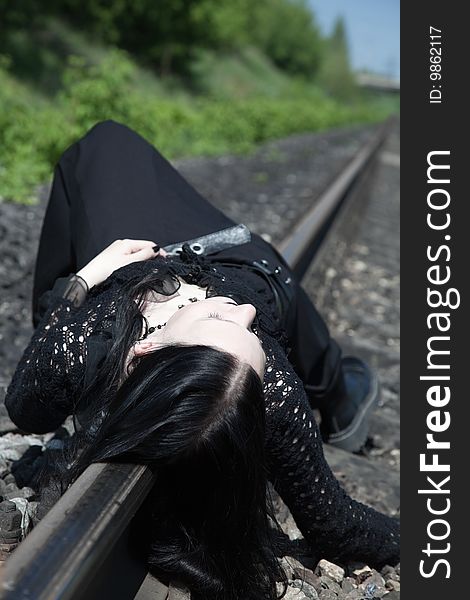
[123,240,158,254]
[126,245,161,262]
[152,245,168,257]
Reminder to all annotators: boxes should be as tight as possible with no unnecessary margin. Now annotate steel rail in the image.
[0,463,155,599]
[278,118,391,278]
[0,118,392,600]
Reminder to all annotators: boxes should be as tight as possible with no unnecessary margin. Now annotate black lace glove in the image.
[35,274,89,326]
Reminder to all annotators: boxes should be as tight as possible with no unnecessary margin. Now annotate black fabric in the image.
[32,119,341,402]
[10,120,400,566]
[6,249,399,567]
[32,119,237,320]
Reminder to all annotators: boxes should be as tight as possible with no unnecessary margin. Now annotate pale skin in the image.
[76,239,266,379]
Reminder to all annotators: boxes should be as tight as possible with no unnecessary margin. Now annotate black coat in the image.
[5,248,399,568]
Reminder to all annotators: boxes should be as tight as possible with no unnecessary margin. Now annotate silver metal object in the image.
[163,224,251,256]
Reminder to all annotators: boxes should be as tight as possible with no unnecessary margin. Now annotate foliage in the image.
[1,0,325,80]
[0,48,392,204]
[317,17,357,100]
[0,4,397,204]
[248,0,323,77]
[0,0,42,30]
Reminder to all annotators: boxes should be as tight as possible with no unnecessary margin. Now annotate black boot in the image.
[317,357,380,453]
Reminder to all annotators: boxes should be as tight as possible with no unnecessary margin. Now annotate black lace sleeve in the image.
[262,336,400,568]
[5,276,98,434]
[33,273,89,326]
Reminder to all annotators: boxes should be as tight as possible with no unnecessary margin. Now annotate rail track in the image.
[0,118,393,600]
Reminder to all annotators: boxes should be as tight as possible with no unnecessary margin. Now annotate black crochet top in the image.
[5,248,399,568]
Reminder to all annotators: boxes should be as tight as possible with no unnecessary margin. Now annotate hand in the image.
[76,239,168,289]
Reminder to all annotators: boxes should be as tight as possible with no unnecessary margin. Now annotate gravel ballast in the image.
[0,122,400,597]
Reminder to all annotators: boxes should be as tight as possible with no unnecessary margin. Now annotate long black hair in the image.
[37,266,288,599]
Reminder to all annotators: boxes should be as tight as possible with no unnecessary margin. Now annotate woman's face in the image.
[133,297,266,379]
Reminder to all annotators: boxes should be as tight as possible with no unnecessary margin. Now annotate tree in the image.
[248,0,323,77]
[316,16,357,100]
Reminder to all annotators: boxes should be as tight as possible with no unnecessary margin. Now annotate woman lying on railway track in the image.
[5,120,399,600]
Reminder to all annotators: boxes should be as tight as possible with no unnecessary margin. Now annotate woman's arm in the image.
[75,239,166,290]
[8,239,166,433]
[34,274,89,325]
[263,338,399,568]
[5,289,92,434]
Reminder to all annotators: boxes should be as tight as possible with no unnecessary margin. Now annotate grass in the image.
[0,17,398,204]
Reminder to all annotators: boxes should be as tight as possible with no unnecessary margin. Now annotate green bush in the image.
[0,49,390,204]
[316,17,357,101]
[26,0,323,79]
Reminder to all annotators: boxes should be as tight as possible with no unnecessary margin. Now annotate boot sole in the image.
[327,365,380,453]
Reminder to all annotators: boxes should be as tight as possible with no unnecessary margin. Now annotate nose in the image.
[232,303,256,328]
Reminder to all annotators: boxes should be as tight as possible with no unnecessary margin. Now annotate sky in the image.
[308,0,400,80]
